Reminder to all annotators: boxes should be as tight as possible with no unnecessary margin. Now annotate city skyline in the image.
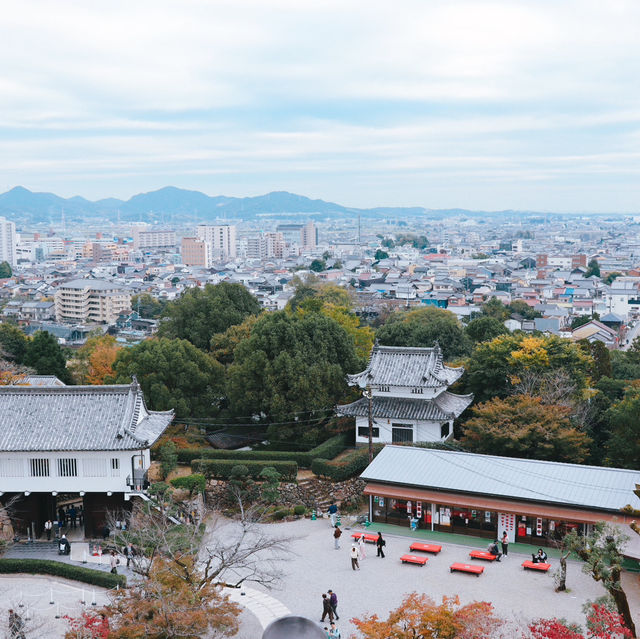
[2,1,639,212]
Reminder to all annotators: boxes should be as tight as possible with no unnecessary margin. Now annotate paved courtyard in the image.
[232,517,640,638]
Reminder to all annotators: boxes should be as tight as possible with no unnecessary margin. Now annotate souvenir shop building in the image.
[360,446,640,546]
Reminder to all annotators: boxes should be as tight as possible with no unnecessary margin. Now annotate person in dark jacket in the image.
[328,589,339,620]
[376,532,385,558]
[320,593,334,623]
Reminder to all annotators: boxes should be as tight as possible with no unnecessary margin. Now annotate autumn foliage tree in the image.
[462,395,591,463]
[351,592,504,638]
[101,557,240,639]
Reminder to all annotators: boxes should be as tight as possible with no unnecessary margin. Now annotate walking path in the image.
[225,586,291,629]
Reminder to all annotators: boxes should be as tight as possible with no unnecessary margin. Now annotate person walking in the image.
[44,519,53,541]
[350,545,360,570]
[328,589,339,619]
[124,543,134,568]
[69,505,77,529]
[329,621,341,638]
[8,609,25,639]
[328,502,338,527]
[358,534,366,560]
[376,532,385,558]
[109,550,119,574]
[320,593,334,623]
[501,531,509,558]
[333,525,342,550]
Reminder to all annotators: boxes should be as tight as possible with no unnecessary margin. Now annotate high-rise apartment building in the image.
[131,224,176,250]
[196,224,237,259]
[181,237,210,267]
[55,279,131,324]
[275,221,317,251]
[0,217,17,266]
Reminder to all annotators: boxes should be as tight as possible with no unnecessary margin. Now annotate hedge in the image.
[0,558,126,588]
[311,445,384,481]
[191,459,298,481]
[170,474,206,493]
[177,432,350,468]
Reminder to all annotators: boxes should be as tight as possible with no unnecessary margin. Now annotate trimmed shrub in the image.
[293,505,306,516]
[192,459,297,481]
[0,558,126,588]
[177,432,350,468]
[272,509,289,520]
[311,445,384,481]
[170,474,206,493]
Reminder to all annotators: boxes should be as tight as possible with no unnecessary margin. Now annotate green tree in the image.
[464,333,592,403]
[309,258,326,272]
[481,298,509,321]
[158,283,262,351]
[159,441,178,480]
[0,261,12,278]
[571,315,595,330]
[465,316,508,344]
[565,523,636,637]
[374,249,389,261]
[585,258,601,278]
[258,466,281,504]
[226,311,359,437]
[604,386,640,469]
[23,330,71,383]
[210,315,259,366]
[131,293,167,319]
[108,337,224,417]
[376,307,471,359]
[0,323,28,363]
[603,272,622,285]
[462,395,591,463]
[507,300,542,319]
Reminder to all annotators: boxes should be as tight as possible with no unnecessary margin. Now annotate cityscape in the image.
[1,1,640,639]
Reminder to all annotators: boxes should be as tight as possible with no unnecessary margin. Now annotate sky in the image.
[1,0,639,211]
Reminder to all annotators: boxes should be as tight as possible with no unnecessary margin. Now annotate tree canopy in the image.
[604,386,640,469]
[108,337,224,417]
[226,310,359,432]
[465,315,508,344]
[309,258,326,272]
[376,306,471,359]
[462,395,591,463]
[464,333,592,403]
[158,283,262,350]
[585,258,601,278]
[23,330,71,383]
[0,261,12,278]
[68,334,121,384]
[131,293,168,319]
[0,322,28,363]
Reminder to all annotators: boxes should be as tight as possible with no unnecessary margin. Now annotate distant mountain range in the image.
[0,186,431,225]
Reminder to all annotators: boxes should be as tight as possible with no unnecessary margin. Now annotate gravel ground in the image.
[234,518,640,638]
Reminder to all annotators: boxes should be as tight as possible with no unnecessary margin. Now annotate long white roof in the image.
[361,445,640,512]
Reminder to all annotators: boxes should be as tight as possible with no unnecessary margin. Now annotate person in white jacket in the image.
[358,534,366,560]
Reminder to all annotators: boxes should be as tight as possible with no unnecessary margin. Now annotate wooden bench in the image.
[450,562,484,576]
[522,560,551,572]
[410,542,442,554]
[400,554,428,566]
[469,550,498,562]
[351,533,378,544]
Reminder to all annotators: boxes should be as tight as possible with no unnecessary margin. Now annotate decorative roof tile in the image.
[347,344,464,388]
[0,382,173,452]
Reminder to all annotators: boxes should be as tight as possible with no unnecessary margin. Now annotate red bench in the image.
[522,560,551,572]
[351,533,378,544]
[450,562,484,576]
[469,550,498,562]
[410,542,442,554]
[400,554,428,566]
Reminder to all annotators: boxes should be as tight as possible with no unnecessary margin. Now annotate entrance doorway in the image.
[55,495,84,541]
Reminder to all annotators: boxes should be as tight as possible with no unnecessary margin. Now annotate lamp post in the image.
[363,385,374,463]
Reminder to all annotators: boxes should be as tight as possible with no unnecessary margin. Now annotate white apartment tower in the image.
[196,224,237,260]
[0,217,17,266]
[131,224,176,250]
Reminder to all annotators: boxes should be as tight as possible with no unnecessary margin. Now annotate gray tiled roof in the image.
[361,446,640,512]
[337,391,473,421]
[347,345,464,389]
[0,382,173,452]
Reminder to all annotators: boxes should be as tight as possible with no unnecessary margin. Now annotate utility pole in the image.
[364,385,374,463]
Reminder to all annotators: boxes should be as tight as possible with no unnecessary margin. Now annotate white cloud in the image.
[1,0,640,209]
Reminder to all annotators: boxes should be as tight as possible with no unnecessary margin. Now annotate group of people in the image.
[320,590,341,637]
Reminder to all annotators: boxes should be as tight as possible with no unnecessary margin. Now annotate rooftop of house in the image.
[347,344,464,389]
[0,379,173,452]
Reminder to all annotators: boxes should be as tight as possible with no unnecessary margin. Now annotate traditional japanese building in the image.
[0,378,173,538]
[337,344,473,445]
[360,445,640,556]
